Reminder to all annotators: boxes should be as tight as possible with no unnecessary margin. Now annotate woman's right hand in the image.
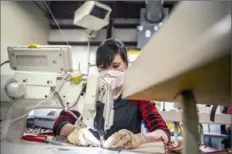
[67,127,101,147]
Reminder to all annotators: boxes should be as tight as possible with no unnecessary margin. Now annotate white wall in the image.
[49,28,138,74]
[71,46,140,75]
[71,46,98,75]
[49,28,137,42]
[1,1,49,74]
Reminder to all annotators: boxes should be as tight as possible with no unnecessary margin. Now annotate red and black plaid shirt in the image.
[53,100,170,140]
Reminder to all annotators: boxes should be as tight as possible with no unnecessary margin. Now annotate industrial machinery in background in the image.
[137,1,169,49]
[73,1,112,32]
[73,1,112,74]
[0,1,113,143]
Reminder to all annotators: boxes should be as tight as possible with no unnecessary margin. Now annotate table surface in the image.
[1,141,169,154]
[0,141,133,154]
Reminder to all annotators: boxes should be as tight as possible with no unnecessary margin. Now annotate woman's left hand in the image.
[167,136,183,153]
[103,129,148,149]
[146,129,169,144]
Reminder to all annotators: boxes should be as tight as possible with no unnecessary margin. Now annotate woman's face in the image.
[103,54,127,72]
[99,54,127,99]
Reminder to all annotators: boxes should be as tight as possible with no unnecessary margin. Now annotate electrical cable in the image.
[52,75,86,121]
[52,74,71,109]
[57,83,86,124]
[0,74,69,128]
[67,83,86,110]
[1,0,71,129]
[43,0,70,46]
[0,60,9,67]
[0,97,54,128]
[54,92,65,109]
[52,73,85,111]
[86,36,91,75]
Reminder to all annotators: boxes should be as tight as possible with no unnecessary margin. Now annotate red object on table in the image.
[22,135,65,145]
[22,135,48,143]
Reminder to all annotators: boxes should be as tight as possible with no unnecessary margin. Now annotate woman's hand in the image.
[103,129,169,150]
[167,136,183,153]
[103,129,148,149]
[67,127,101,147]
[145,129,169,144]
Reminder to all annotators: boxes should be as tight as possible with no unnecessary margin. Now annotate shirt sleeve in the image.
[137,100,170,141]
[53,110,81,136]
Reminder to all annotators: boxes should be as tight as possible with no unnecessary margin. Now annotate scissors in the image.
[22,135,66,146]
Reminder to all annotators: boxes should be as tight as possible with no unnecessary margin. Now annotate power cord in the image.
[0,74,70,128]
[0,60,9,67]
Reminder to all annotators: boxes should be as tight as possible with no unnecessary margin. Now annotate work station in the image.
[0,1,231,154]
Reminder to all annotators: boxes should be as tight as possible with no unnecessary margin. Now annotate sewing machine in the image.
[0,2,117,153]
[0,45,114,150]
[1,0,113,146]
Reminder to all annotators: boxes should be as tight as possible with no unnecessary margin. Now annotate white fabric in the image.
[67,127,101,147]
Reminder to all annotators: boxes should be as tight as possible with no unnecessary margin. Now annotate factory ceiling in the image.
[47,1,177,19]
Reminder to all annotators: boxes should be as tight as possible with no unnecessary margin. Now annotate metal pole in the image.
[162,102,166,111]
[180,91,200,154]
[199,124,204,144]
[174,122,179,145]
[86,32,91,75]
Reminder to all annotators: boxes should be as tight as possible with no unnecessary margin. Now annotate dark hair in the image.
[96,38,128,68]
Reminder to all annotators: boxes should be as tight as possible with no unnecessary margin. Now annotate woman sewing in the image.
[53,38,171,149]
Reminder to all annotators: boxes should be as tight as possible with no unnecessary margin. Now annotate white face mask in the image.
[99,70,124,99]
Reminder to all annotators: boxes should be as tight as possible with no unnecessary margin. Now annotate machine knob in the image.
[6,82,25,98]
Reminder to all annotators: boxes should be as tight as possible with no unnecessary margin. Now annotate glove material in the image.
[103,129,148,149]
[67,127,101,146]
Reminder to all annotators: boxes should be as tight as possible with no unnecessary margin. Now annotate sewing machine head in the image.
[0,45,114,142]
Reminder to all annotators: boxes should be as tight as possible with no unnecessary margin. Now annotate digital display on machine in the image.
[16,55,48,67]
